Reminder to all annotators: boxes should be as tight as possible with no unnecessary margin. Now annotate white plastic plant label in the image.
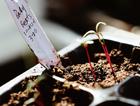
[5,0,60,68]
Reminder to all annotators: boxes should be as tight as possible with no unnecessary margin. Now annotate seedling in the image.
[96,22,115,77]
[24,75,45,105]
[82,33,96,81]
[83,22,115,77]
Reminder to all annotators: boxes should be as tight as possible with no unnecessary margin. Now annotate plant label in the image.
[5,0,60,68]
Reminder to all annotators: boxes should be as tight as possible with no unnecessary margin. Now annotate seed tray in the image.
[0,26,140,106]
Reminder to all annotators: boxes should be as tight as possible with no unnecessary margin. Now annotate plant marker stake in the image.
[5,0,60,69]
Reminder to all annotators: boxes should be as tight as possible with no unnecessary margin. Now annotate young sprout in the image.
[24,75,45,105]
[83,22,115,77]
[95,22,115,77]
[82,31,96,80]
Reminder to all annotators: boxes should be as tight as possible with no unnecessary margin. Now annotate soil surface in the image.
[1,76,92,106]
[52,49,140,89]
[1,76,40,106]
[1,48,140,105]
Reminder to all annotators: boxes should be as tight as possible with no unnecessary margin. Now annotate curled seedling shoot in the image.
[82,32,96,81]
[95,22,115,77]
[83,22,115,77]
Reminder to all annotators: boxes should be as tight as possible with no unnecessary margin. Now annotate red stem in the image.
[36,98,45,106]
[84,45,96,80]
[102,44,115,75]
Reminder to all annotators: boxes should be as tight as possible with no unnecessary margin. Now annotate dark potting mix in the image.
[51,48,140,89]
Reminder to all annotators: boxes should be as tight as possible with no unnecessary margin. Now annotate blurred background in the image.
[0,0,140,85]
